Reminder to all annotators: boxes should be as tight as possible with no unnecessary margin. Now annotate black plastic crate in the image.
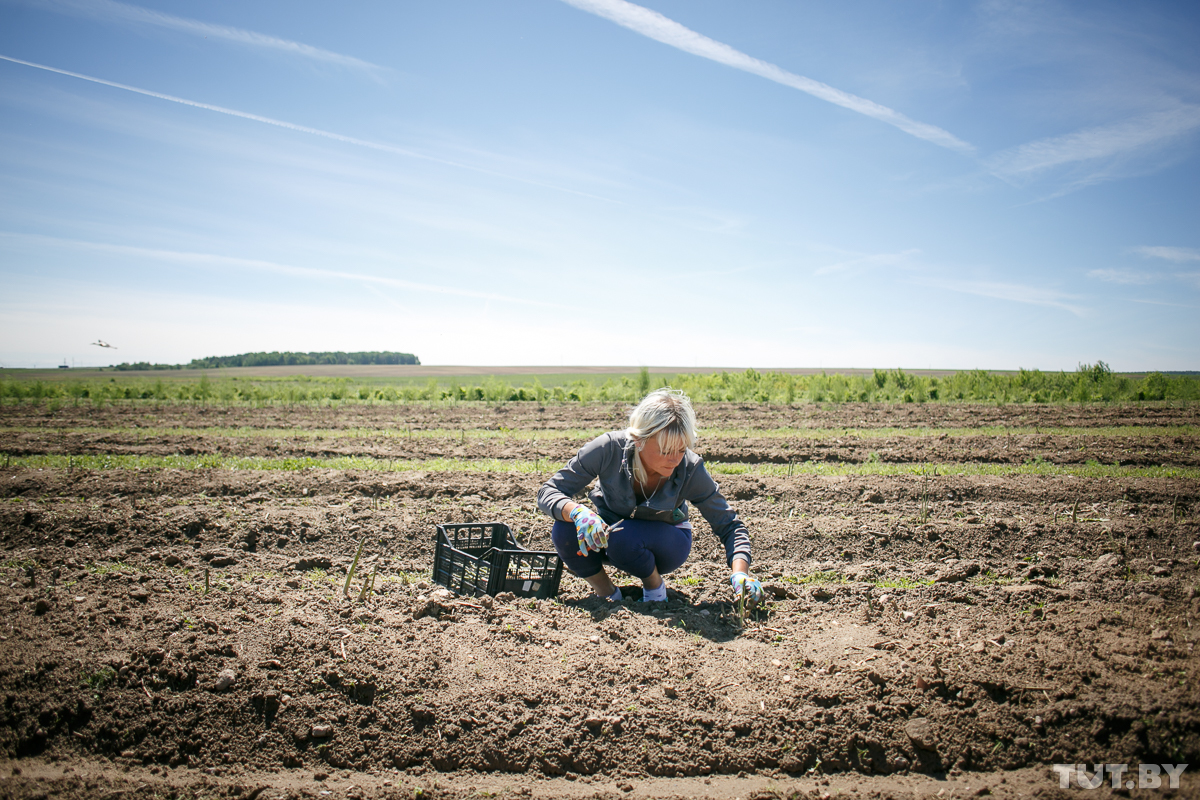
[432,522,563,600]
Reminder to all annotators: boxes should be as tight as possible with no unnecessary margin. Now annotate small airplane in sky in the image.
[91,340,117,349]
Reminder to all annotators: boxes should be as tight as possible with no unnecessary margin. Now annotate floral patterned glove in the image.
[730,571,765,603]
[569,506,609,554]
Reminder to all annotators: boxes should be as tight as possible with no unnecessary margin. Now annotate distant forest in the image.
[113,351,420,371]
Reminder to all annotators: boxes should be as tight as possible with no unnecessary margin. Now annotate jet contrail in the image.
[559,0,974,154]
[32,0,386,78]
[0,231,560,309]
[0,54,618,203]
[984,105,1200,182]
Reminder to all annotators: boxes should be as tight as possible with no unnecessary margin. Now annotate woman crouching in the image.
[537,388,764,604]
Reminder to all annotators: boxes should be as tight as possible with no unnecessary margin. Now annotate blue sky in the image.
[1,0,1197,370]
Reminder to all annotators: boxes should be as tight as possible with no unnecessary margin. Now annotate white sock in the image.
[607,587,623,601]
[641,581,667,602]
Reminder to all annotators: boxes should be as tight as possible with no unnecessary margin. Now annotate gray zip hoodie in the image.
[536,431,752,567]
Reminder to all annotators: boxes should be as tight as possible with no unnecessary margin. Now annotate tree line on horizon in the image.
[110,351,420,371]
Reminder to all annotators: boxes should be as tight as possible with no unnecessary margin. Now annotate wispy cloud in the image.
[1129,298,1199,309]
[1178,272,1200,290]
[985,106,1200,183]
[1087,268,1157,285]
[29,0,385,77]
[1132,245,1200,263]
[1088,265,1200,292]
[558,0,973,154]
[0,232,557,309]
[815,248,921,275]
[0,54,617,204]
[918,277,1086,315]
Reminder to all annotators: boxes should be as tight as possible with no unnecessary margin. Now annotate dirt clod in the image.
[904,718,937,750]
[214,669,236,691]
[934,561,980,583]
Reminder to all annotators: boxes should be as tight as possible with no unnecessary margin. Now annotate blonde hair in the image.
[627,388,697,485]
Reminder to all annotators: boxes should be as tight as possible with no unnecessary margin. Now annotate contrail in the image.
[1133,245,1200,264]
[916,277,1085,316]
[984,106,1200,183]
[559,0,974,154]
[31,0,386,78]
[0,232,559,309]
[0,54,618,203]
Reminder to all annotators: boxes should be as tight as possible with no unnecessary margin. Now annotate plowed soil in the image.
[1,402,1198,800]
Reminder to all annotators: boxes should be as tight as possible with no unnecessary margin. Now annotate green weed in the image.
[969,570,1012,586]
[783,570,845,585]
[873,577,933,590]
[81,666,116,691]
[88,561,145,575]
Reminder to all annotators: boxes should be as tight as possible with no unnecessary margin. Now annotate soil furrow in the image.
[3,432,1199,468]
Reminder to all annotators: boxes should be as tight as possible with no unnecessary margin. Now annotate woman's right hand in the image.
[730,571,765,603]
[569,505,609,554]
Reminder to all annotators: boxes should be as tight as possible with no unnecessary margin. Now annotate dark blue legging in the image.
[551,518,692,580]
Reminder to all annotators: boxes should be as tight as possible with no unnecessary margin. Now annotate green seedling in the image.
[917,465,935,523]
[357,560,379,602]
[344,535,366,597]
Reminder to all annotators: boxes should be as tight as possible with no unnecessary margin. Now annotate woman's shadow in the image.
[559,584,770,644]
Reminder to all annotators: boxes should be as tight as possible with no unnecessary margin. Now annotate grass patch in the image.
[7,453,1200,479]
[3,363,1197,405]
[873,576,934,590]
[304,568,336,585]
[0,425,607,441]
[707,424,1200,440]
[969,570,1013,586]
[87,560,145,575]
[708,461,1200,480]
[782,570,846,585]
[1,558,39,571]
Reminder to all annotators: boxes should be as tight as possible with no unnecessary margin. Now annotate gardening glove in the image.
[730,571,765,604]
[569,505,608,554]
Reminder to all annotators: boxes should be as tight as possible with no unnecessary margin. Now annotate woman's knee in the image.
[606,520,691,578]
[654,527,692,575]
[550,520,603,578]
[603,529,655,579]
